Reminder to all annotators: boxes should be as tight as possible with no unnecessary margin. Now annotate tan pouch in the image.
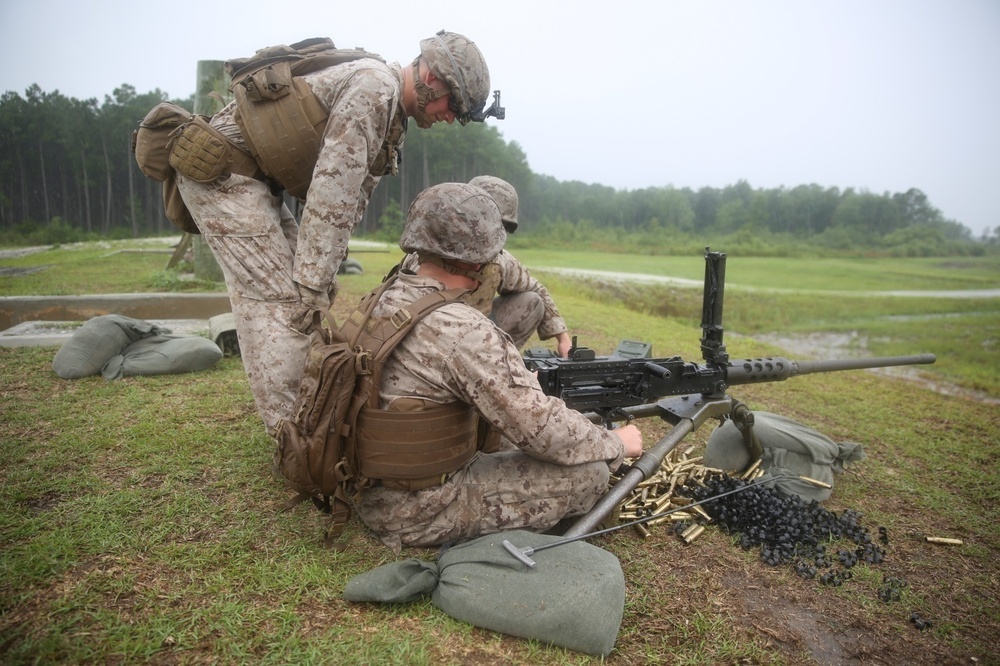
[168,116,231,183]
[162,173,199,235]
[132,102,192,182]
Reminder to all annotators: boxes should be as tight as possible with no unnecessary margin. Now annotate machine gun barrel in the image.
[727,354,937,386]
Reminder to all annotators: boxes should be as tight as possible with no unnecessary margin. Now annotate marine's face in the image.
[413,76,457,129]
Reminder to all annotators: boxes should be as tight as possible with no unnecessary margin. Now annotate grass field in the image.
[1,239,998,664]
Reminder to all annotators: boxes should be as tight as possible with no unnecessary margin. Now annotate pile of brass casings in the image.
[611,445,765,543]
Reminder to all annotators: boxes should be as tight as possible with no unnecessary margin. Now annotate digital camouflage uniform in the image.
[354,272,624,550]
[177,60,404,434]
[399,249,567,349]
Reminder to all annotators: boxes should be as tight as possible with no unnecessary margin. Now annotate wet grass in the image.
[1,238,997,664]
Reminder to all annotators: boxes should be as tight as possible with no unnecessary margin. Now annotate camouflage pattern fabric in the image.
[176,171,307,435]
[489,292,545,350]
[353,273,623,551]
[399,249,567,349]
[176,60,405,434]
[399,183,504,263]
[419,31,490,118]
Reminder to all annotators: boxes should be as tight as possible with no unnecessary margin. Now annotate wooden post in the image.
[192,60,231,282]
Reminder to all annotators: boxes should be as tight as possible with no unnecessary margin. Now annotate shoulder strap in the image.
[337,280,468,413]
[340,274,402,349]
[365,288,468,364]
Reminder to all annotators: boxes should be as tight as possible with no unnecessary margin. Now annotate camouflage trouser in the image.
[176,172,310,435]
[355,450,610,550]
[490,292,544,350]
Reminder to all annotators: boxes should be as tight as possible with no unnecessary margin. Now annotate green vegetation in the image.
[1,241,997,663]
[3,84,998,255]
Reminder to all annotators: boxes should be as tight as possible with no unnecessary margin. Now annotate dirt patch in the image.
[0,265,51,277]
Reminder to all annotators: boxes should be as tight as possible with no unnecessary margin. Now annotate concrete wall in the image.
[0,294,232,331]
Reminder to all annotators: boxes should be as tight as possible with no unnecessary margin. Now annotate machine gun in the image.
[525,248,936,539]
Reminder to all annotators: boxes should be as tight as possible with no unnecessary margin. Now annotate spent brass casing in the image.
[693,504,713,522]
[682,525,706,543]
[652,493,673,512]
[798,475,833,489]
[741,459,762,479]
[925,536,963,545]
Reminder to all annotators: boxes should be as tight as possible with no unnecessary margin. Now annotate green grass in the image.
[507,248,1000,291]
[1,238,998,664]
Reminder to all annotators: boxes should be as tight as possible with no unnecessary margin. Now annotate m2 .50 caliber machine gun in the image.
[524,248,936,539]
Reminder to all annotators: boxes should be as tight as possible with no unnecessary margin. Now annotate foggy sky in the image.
[2,0,997,237]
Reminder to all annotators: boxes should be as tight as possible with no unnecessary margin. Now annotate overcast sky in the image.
[2,0,998,237]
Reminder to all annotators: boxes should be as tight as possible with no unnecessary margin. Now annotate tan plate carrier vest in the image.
[227,37,407,199]
[343,278,492,493]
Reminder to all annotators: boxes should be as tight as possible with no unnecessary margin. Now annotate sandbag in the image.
[705,411,865,501]
[343,530,626,656]
[209,312,240,356]
[52,315,169,379]
[101,334,222,380]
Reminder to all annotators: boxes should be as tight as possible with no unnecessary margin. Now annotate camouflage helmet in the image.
[469,175,518,232]
[401,183,506,264]
[420,30,490,124]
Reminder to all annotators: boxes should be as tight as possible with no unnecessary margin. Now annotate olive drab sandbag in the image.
[705,411,866,502]
[52,315,222,380]
[100,334,222,380]
[343,530,627,656]
[53,315,171,379]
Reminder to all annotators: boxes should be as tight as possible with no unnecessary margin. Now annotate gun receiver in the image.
[528,248,937,538]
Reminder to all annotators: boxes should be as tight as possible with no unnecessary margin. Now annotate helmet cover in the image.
[401,182,506,263]
[468,175,518,230]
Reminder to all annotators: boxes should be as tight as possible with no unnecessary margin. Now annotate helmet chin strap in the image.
[411,58,450,113]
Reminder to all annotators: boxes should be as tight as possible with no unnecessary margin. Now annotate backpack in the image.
[271,276,466,547]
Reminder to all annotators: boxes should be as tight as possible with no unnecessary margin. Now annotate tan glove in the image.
[289,283,331,334]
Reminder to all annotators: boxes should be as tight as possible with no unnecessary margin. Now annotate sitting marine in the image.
[400,176,574,357]
[352,182,643,551]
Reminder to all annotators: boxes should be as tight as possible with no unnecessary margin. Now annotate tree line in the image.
[1,83,994,256]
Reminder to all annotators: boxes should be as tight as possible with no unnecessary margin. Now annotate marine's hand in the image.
[555,332,573,358]
[289,283,331,334]
[616,424,643,459]
[297,282,331,312]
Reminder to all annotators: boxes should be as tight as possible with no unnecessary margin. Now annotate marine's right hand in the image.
[616,424,644,459]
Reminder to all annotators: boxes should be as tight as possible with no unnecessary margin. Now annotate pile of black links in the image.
[674,473,928,628]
